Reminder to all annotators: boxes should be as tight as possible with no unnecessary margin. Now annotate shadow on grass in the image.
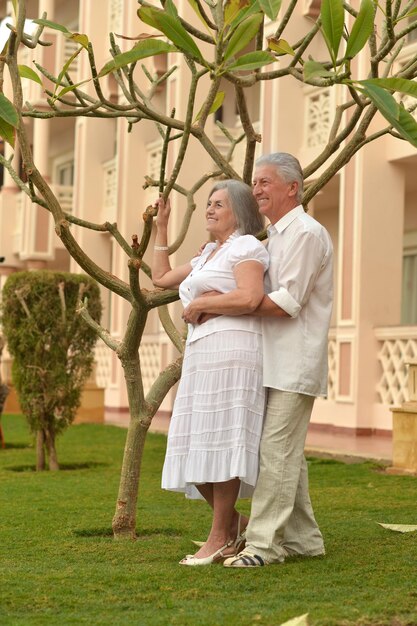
[73,526,181,539]
[2,442,31,450]
[74,527,114,538]
[5,461,109,472]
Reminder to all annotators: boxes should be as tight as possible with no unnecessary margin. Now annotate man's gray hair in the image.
[209,179,264,236]
[256,152,304,203]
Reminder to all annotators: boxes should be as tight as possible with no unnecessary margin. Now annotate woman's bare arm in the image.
[182,261,265,324]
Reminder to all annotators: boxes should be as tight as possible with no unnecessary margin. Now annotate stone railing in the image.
[303,85,334,149]
[145,139,163,208]
[108,0,123,34]
[94,332,172,396]
[375,325,417,406]
[102,157,118,223]
[327,329,337,401]
[94,342,112,390]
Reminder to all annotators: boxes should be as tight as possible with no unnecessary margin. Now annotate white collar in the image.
[268,205,305,235]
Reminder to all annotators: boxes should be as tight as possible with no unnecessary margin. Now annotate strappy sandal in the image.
[191,513,247,550]
[179,540,235,566]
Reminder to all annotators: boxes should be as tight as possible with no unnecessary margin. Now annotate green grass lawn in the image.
[0,414,416,626]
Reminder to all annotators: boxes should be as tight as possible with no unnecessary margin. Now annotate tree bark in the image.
[46,426,60,471]
[112,413,148,540]
[36,430,46,471]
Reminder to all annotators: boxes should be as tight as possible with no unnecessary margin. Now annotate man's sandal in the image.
[223,551,266,568]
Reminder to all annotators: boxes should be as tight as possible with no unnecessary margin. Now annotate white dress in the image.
[161,232,269,499]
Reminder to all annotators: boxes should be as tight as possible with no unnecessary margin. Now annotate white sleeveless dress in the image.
[161,232,269,499]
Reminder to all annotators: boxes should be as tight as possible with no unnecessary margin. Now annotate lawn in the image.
[0,414,416,626]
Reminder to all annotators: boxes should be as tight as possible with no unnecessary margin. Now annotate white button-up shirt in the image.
[179,233,269,344]
[262,205,333,397]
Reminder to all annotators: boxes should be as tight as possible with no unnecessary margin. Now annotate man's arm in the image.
[252,295,291,318]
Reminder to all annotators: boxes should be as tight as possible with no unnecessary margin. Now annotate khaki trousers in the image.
[245,389,325,563]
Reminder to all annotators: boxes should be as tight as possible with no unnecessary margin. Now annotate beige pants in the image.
[245,389,325,563]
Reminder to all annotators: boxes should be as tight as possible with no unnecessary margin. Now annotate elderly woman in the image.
[152,180,268,566]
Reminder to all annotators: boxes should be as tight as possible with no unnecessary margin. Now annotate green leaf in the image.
[64,32,89,50]
[303,60,336,80]
[164,0,179,18]
[360,77,417,99]
[98,40,177,77]
[0,93,19,128]
[55,46,83,93]
[259,0,282,21]
[345,0,375,59]
[10,0,17,16]
[225,0,251,26]
[32,18,70,34]
[396,7,417,22]
[224,13,264,61]
[320,0,344,64]
[18,64,43,86]
[194,91,225,122]
[225,50,275,72]
[228,1,261,30]
[0,118,15,148]
[267,37,295,56]
[53,79,91,101]
[187,0,213,35]
[360,82,417,148]
[137,7,203,61]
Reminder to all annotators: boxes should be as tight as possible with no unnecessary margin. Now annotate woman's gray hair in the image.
[209,179,264,236]
[255,152,304,203]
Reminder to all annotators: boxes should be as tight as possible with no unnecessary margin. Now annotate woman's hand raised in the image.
[154,196,171,230]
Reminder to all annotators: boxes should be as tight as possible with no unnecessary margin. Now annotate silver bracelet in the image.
[154,245,168,251]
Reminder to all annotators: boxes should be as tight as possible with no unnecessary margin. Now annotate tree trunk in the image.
[36,430,46,471]
[112,354,149,540]
[112,415,149,540]
[46,425,59,471]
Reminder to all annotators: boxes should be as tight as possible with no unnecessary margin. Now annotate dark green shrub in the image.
[1,271,102,469]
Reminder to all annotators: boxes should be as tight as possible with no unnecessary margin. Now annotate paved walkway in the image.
[107,412,393,463]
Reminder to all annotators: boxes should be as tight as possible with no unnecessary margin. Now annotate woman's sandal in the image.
[179,540,235,566]
[191,514,247,550]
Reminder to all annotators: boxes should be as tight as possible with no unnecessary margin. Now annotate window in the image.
[54,157,74,186]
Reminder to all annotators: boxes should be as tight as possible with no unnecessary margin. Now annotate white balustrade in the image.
[94,332,170,396]
[145,139,163,207]
[94,342,112,389]
[304,87,333,148]
[12,192,25,254]
[109,0,123,34]
[102,157,118,223]
[327,330,337,401]
[375,326,417,405]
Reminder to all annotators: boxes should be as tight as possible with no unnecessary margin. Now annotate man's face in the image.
[252,164,298,222]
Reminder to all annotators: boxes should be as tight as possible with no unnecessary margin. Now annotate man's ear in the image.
[289,182,298,197]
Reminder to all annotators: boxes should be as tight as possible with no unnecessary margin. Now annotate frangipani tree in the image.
[0,0,417,539]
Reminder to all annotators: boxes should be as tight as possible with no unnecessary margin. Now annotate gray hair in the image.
[255,152,304,203]
[209,179,264,236]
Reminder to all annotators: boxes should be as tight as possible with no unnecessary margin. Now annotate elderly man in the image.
[224,152,333,568]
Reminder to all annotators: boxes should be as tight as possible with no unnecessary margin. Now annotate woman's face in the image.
[205,189,237,242]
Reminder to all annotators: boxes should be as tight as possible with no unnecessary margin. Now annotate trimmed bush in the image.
[1,271,102,469]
